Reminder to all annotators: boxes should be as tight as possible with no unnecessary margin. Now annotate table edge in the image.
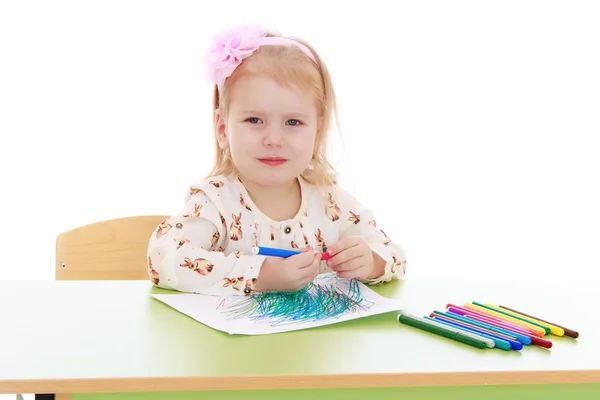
[2,370,599,394]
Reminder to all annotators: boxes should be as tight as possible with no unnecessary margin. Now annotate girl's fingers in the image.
[327,246,363,268]
[332,255,365,272]
[336,267,366,279]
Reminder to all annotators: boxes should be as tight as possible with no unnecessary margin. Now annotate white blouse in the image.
[147,174,407,296]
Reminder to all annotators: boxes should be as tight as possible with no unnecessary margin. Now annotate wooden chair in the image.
[55,215,168,280]
[22,216,169,400]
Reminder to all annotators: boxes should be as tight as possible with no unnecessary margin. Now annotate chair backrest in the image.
[55,215,168,280]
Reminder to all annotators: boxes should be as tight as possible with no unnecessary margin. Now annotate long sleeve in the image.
[146,190,266,296]
[332,186,407,284]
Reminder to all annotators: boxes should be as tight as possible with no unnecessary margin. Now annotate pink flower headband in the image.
[205,25,317,91]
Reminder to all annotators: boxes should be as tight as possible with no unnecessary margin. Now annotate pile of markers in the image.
[398,301,579,351]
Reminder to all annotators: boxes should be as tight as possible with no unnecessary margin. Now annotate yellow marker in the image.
[464,303,547,337]
[484,303,565,336]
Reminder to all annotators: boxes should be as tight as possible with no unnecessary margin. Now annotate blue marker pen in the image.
[252,246,333,260]
[252,246,301,258]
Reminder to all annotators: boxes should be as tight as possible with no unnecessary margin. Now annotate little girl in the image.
[147,25,407,296]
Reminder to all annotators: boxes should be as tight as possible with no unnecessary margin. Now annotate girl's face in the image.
[216,75,319,188]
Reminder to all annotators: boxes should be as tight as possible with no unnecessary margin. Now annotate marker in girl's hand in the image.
[252,246,332,260]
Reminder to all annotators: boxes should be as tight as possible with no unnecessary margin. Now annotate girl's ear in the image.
[215,110,228,149]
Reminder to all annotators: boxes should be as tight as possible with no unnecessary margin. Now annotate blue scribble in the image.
[217,278,375,326]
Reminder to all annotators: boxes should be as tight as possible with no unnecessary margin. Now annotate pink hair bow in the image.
[205,25,316,90]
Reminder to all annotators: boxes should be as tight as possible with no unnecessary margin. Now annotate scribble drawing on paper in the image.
[151,272,402,335]
[215,275,376,327]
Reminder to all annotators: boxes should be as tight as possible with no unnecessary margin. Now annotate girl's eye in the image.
[245,118,302,126]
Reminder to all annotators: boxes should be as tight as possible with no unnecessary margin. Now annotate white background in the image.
[1,0,599,287]
[0,1,599,398]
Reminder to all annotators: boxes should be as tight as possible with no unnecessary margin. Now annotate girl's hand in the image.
[254,247,321,292]
[325,236,385,280]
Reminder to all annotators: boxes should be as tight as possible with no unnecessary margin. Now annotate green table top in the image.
[0,278,597,394]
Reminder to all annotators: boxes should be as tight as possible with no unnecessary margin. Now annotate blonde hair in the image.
[205,29,339,188]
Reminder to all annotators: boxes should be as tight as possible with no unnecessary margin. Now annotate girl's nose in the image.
[263,126,284,147]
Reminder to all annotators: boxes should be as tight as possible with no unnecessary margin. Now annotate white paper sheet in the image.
[151,272,402,335]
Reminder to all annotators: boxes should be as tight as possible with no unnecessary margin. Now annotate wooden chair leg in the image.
[31,393,69,400]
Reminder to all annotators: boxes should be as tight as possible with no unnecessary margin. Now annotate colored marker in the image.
[446,303,531,332]
[446,306,552,348]
[397,313,488,349]
[499,304,578,338]
[464,303,546,336]
[473,302,552,335]
[448,307,533,338]
[252,246,332,260]
[460,313,552,348]
[483,303,563,336]
[464,303,546,337]
[432,310,533,346]
[427,316,514,351]
[426,317,500,348]
[432,312,522,350]
[420,316,496,348]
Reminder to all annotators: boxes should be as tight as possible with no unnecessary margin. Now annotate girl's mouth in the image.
[258,157,287,166]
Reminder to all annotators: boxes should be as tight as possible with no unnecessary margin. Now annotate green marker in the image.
[397,313,488,349]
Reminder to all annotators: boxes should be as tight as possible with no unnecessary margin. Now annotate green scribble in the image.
[219,279,374,326]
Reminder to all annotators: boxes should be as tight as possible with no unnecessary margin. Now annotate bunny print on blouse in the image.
[147,174,407,296]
